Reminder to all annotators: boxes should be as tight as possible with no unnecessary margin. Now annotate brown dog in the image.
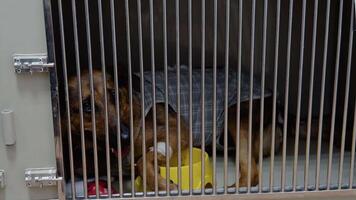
[65,69,282,191]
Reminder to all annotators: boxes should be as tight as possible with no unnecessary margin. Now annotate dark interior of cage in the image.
[50,0,356,196]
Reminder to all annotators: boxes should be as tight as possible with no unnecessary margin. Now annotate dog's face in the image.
[68,70,117,138]
[66,69,134,176]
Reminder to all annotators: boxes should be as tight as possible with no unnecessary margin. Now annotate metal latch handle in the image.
[25,168,62,188]
[13,54,54,74]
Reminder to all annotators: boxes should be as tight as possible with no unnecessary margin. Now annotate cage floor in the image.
[66,138,356,197]
[215,152,356,191]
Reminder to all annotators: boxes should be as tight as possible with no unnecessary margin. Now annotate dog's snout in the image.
[120,123,130,146]
[82,99,92,113]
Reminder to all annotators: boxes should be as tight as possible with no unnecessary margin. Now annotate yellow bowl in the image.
[135,148,213,191]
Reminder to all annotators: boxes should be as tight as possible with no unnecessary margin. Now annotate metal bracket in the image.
[13,54,54,74]
[25,168,62,188]
[0,170,5,188]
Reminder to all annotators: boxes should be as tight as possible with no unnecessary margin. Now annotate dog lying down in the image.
[64,66,282,191]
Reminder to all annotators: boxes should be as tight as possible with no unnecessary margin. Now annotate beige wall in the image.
[0,0,57,199]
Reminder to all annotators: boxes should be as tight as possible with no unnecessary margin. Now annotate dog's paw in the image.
[158,179,178,191]
[168,182,178,191]
[239,178,248,188]
[228,183,236,188]
[238,175,259,188]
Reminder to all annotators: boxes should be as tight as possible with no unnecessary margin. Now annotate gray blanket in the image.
[134,65,271,149]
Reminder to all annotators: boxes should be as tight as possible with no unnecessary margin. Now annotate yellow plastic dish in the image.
[135,147,213,191]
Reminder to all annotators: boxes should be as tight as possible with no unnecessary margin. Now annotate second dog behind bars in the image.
[64,67,282,191]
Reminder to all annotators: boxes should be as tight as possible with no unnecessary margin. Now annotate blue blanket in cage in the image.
[134,65,271,149]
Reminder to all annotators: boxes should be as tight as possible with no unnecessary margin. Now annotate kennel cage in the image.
[34,0,356,198]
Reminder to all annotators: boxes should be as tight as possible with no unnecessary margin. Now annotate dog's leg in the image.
[228,107,259,188]
[136,149,178,191]
[136,105,189,191]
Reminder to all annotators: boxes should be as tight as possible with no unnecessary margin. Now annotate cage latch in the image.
[25,168,62,188]
[13,54,54,74]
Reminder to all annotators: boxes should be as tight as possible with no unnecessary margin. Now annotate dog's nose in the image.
[83,100,92,113]
[120,123,130,146]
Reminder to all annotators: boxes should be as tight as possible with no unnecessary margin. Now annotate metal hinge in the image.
[0,170,5,188]
[25,168,62,188]
[13,54,54,74]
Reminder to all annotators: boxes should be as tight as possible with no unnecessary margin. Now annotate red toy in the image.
[87,180,117,196]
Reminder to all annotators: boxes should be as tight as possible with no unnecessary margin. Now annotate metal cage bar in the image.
[188,0,194,195]
[162,0,170,195]
[201,0,206,194]
[338,0,354,188]
[304,0,319,191]
[292,0,307,191]
[316,0,331,190]
[270,0,281,192]
[326,0,340,189]
[248,0,256,192]
[97,0,112,196]
[136,0,147,195]
[84,0,101,196]
[44,0,66,197]
[124,0,136,195]
[109,0,124,196]
[58,0,78,198]
[224,0,231,194]
[212,0,218,194]
[176,0,182,195]
[281,0,294,191]
[258,0,268,193]
[350,2,356,186]
[148,0,159,195]
[351,111,356,187]
[235,0,243,193]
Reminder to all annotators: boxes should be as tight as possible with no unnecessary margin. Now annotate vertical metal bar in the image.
[281,0,294,192]
[315,0,331,190]
[338,0,353,188]
[350,28,356,187]
[162,0,170,195]
[58,0,77,198]
[201,0,206,194]
[109,0,124,196]
[236,0,243,192]
[304,0,319,191]
[270,0,281,192]
[97,0,112,196]
[248,0,256,192]
[124,0,135,195]
[188,0,193,194]
[136,0,147,195]
[149,0,158,195]
[259,0,268,193]
[72,0,89,197]
[327,0,344,190]
[176,0,182,194]
[83,0,100,196]
[224,0,231,194]
[292,0,307,191]
[350,103,356,188]
[212,0,218,194]
[43,0,65,198]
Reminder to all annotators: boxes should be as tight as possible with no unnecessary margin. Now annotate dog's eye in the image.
[111,89,116,99]
[82,99,92,113]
